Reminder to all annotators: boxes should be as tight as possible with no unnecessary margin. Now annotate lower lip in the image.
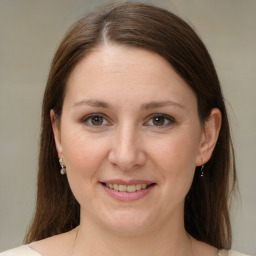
[101,183,155,201]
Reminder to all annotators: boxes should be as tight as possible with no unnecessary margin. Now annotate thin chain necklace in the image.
[70,228,202,256]
[71,226,79,256]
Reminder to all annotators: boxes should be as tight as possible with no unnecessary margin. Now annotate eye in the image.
[145,114,174,127]
[82,114,109,126]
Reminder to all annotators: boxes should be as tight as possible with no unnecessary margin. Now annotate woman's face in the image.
[52,45,215,235]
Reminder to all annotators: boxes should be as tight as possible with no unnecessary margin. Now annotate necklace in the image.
[71,226,79,256]
[70,227,203,256]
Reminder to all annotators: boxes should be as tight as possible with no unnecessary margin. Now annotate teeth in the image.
[118,185,126,192]
[141,184,147,189]
[105,183,149,192]
[136,184,142,190]
[127,185,136,192]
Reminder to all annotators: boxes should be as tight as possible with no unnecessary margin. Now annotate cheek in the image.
[152,134,199,169]
[149,131,200,192]
[60,130,110,206]
[61,128,109,180]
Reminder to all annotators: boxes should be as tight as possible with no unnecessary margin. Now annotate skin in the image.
[32,45,221,256]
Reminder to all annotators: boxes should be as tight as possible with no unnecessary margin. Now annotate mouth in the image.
[100,181,156,201]
[101,182,154,193]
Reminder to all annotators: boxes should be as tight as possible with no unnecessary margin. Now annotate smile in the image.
[101,181,156,201]
[105,183,149,192]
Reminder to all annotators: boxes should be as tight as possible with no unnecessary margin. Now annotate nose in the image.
[108,124,146,171]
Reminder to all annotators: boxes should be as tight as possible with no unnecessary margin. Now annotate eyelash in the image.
[82,114,110,127]
[144,114,175,128]
[81,113,175,128]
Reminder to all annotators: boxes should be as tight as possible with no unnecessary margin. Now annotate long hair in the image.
[24,2,236,249]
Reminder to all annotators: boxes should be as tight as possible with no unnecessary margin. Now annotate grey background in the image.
[0,0,255,254]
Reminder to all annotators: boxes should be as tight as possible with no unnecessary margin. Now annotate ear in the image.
[196,108,222,166]
[50,109,63,158]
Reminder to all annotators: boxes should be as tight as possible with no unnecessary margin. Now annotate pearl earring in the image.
[59,158,66,175]
[200,165,205,177]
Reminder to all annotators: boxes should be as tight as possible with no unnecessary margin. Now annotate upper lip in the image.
[100,179,154,185]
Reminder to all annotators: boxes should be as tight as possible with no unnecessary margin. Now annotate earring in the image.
[59,158,66,175]
[200,165,205,177]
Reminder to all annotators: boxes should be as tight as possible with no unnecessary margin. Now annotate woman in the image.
[0,2,250,256]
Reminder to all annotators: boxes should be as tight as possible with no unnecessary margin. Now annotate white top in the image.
[0,246,40,256]
[0,245,252,256]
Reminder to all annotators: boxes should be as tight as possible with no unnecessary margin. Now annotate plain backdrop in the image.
[0,0,255,254]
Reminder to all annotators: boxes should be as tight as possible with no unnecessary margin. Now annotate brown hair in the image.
[24,2,236,249]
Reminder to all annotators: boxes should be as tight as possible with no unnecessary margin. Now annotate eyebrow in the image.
[73,99,184,110]
[73,99,111,108]
[140,100,184,110]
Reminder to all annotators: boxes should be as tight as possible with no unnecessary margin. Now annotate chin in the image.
[99,210,156,236]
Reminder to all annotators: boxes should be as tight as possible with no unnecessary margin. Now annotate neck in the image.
[73,212,194,256]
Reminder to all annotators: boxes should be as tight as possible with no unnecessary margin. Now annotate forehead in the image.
[65,45,196,107]
[68,45,182,84]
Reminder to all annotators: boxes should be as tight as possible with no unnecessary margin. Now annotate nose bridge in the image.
[119,123,137,155]
[108,121,145,170]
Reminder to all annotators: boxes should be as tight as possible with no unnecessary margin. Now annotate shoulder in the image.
[30,228,77,256]
[218,250,253,256]
[0,245,41,256]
